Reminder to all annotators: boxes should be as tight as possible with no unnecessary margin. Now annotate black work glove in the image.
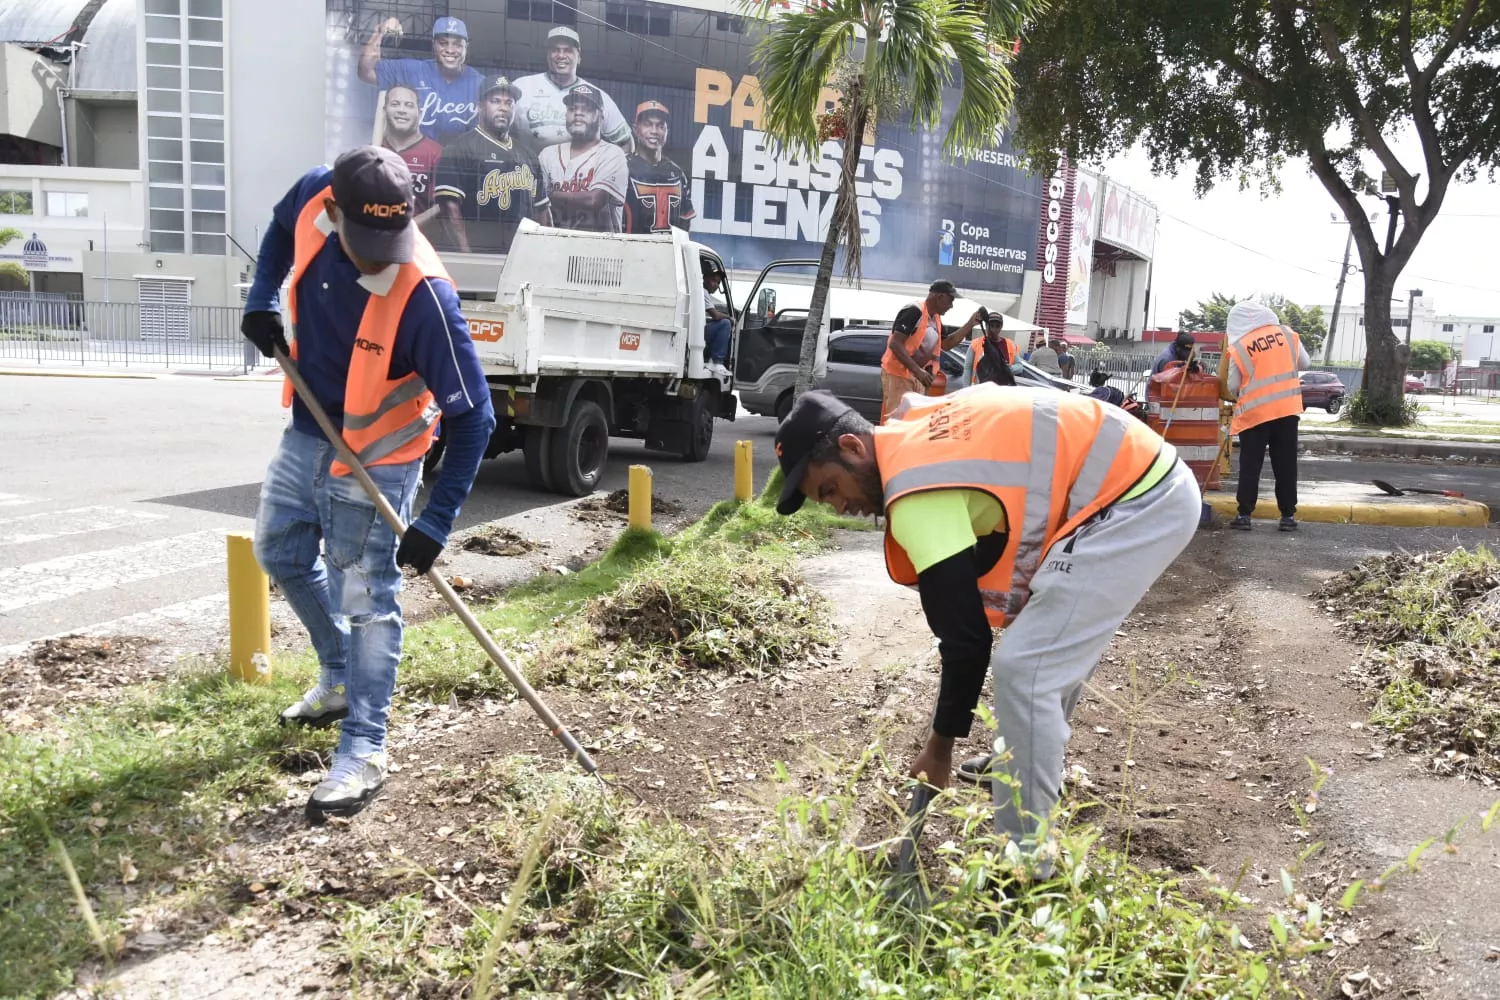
[241,310,289,359]
[395,524,443,574]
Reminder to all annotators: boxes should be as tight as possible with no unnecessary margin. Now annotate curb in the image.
[1300,434,1500,464]
[0,368,157,380]
[1203,491,1491,527]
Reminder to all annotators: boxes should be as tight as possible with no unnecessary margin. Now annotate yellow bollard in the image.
[226,532,272,683]
[628,464,653,531]
[734,439,753,502]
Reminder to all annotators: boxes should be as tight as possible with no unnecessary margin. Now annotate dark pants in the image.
[1236,414,1299,517]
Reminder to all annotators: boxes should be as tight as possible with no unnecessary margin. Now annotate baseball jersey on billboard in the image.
[385,135,444,213]
[434,128,546,253]
[539,141,629,233]
[623,154,695,234]
[375,59,483,145]
[513,73,630,148]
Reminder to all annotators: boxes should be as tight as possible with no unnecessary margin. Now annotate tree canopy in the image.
[1179,292,1327,354]
[1408,339,1453,370]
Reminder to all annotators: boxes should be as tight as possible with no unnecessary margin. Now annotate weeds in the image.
[1317,547,1500,780]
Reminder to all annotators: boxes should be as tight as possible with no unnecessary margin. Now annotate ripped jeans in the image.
[253,427,421,758]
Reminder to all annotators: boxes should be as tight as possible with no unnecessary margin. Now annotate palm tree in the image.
[751,0,1036,397]
[0,228,30,289]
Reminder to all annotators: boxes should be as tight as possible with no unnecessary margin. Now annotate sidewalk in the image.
[1301,431,1500,464]
[1204,479,1490,527]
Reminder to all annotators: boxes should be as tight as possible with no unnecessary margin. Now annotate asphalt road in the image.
[1241,454,1500,521]
[0,373,775,651]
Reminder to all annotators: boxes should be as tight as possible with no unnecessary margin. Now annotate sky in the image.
[1097,144,1500,329]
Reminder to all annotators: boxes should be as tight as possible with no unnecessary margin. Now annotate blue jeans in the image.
[704,318,731,364]
[253,427,421,759]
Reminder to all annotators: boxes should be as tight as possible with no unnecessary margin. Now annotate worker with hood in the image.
[1219,301,1310,531]
[1153,331,1199,374]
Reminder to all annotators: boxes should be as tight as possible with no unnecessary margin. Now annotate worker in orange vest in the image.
[970,310,1018,387]
[772,384,1200,875]
[240,146,496,824]
[1218,302,1310,531]
[878,280,983,421]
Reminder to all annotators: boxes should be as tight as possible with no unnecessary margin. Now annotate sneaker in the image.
[1279,516,1299,532]
[1229,515,1253,530]
[279,682,347,728]
[957,752,999,785]
[306,752,386,824]
[705,361,731,379]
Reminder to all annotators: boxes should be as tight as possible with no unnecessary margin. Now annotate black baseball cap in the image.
[330,146,414,265]
[481,74,521,100]
[929,279,959,297]
[564,82,603,109]
[984,311,1005,327]
[774,390,856,515]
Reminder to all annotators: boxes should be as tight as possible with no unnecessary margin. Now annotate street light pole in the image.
[1404,288,1423,347]
[1325,226,1354,364]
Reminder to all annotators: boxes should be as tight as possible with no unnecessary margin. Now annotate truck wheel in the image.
[548,400,609,496]
[774,390,794,423]
[681,389,715,463]
[523,426,555,492]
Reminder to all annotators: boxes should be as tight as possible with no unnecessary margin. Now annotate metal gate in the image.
[137,278,191,340]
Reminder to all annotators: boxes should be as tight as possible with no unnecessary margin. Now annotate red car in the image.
[1299,370,1347,413]
[1403,375,1427,394]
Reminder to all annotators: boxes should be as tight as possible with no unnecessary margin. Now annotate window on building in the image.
[1443,323,1455,332]
[507,0,577,25]
[605,2,673,36]
[715,14,746,32]
[1486,325,1496,334]
[1392,318,1407,328]
[0,190,33,214]
[45,192,89,217]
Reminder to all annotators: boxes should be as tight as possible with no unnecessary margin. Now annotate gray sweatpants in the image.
[989,460,1201,863]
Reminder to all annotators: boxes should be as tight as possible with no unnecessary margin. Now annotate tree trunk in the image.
[1358,264,1408,421]
[792,99,870,398]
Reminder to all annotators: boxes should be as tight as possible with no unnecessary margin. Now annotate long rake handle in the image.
[1159,345,1198,437]
[273,348,600,778]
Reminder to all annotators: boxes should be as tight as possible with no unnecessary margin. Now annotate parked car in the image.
[1404,374,1426,394]
[1299,370,1346,413]
[739,327,1073,423]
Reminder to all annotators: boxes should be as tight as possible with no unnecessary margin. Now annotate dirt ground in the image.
[57,523,1500,999]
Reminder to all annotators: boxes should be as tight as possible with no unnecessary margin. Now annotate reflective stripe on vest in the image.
[1229,323,1303,434]
[880,299,939,378]
[283,185,453,476]
[876,385,1165,626]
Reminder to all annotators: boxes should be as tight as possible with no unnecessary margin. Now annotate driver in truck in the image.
[702,268,732,378]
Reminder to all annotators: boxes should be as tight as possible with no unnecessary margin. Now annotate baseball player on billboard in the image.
[538,83,630,233]
[380,85,443,222]
[513,26,630,150]
[359,15,483,145]
[624,101,695,235]
[434,75,550,254]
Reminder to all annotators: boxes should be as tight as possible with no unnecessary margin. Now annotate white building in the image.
[1318,293,1500,365]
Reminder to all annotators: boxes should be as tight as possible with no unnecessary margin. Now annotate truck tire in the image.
[548,400,609,495]
[523,425,555,492]
[774,390,794,423]
[681,389,715,463]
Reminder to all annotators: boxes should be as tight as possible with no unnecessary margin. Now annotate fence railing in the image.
[0,298,256,373]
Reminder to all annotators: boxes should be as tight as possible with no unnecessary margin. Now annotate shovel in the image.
[1371,479,1465,498]
[885,783,936,910]
[272,348,604,789]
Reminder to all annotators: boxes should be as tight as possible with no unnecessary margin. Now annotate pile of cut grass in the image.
[1317,547,1500,779]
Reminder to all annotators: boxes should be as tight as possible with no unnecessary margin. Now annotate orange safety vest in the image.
[971,334,1017,368]
[877,384,1167,626]
[1227,323,1303,435]
[282,185,449,476]
[880,299,942,379]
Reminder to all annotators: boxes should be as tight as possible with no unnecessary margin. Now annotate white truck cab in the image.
[455,220,823,495]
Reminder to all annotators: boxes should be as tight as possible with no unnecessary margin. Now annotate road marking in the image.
[0,505,169,546]
[0,530,227,613]
[0,493,42,508]
[0,592,230,662]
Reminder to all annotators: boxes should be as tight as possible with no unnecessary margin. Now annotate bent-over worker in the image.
[241,146,496,824]
[1218,302,1309,532]
[772,384,1200,872]
[879,280,982,421]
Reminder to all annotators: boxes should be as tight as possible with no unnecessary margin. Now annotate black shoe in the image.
[1229,514,1253,530]
[957,753,999,785]
[1279,516,1298,532]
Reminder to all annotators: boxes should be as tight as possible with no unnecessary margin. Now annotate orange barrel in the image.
[1147,362,1223,490]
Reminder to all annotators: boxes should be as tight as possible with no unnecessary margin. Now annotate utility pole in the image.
[1325,225,1354,364]
[1404,288,1423,347]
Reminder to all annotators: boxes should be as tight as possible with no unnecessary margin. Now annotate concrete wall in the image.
[0,44,64,149]
[81,249,250,304]
[67,99,139,169]
[1086,259,1149,339]
[226,0,324,260]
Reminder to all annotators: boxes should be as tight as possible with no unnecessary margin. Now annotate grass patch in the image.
[1316,547,1500,779]
[325,754,1300,999]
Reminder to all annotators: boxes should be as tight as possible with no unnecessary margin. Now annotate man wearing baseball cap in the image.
[624,100,695,234]
[434,74,549,253]
[879,280,985,421]
[771,384,1198,878]
[538,83,630,232]
[360,15,483,144]
[240,146,496,824]
[514,25,631,149]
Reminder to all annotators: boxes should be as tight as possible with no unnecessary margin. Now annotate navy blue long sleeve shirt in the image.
[245,167,495,545]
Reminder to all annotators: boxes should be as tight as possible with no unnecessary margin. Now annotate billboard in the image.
[1097,178,1157,260]
[1066,169,1097,328]
[321,1,1042,294]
